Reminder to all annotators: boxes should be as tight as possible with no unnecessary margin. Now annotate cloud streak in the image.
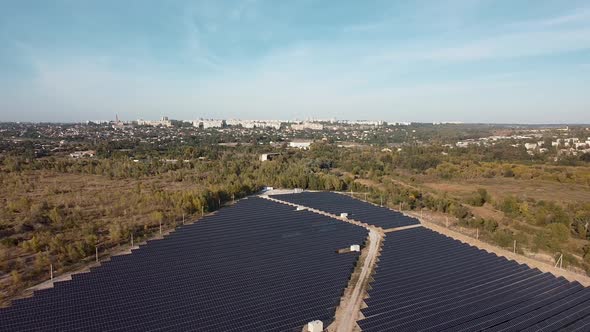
[510,7,590,28]
[368,28,590,64]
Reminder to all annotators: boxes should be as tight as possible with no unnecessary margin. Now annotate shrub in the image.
[449,202,471,220]
[465,188,489,206]
[546,223,570,243]
[503,167,515,177]
[483,219,499,233]
[496,196,521,217]
[492,229,514,248]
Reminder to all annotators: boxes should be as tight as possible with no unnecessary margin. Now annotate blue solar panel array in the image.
[0,197,367,332]
[271,191,419,229]
[359,227,590,332]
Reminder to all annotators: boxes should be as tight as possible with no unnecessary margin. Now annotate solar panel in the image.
[0,197,367,331]
[358,228,590,332]
[271,191,419,229]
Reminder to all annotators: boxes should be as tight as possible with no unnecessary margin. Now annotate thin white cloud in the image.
[229,0,259,21]
[182,6,225,71]
[368,27,590,63]
[428,28,590,60]
[364,5,590,64]
[510,7,590,28]
[541,10,590,26]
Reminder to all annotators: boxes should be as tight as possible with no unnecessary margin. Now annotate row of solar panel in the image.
[271,191,420,229]
[358,227,590,332]
[0,197,368,331]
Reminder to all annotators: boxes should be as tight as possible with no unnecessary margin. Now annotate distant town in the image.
[104,116,395,129]
[1,117,589,163]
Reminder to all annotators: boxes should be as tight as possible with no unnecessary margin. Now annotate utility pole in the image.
[182,213,185,225]
[364,193,367,201]
[380,196,383,207]
[555,254,564,269]
[201,206,204,217]
[476,228,479,240]
[95,246,99,263]
[232,194,235,203]
[131,233,134,247]
[559,255,563,269]
[159,221,162,236]
[50,264,53,281]
[513,240,516,253]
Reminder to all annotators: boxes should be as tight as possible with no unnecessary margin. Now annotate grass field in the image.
[422,177,590,204]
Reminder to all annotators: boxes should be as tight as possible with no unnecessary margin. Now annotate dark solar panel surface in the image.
[0,197,367,332]
[271,191,419,229]
[358,227,590,332]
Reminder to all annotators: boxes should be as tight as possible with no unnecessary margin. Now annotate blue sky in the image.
[1,0,589,123]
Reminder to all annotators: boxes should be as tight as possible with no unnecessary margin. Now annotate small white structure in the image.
[289,139,313,149]
[69,150,96,158]
[260,153,280,161]
[340,213,348,219]
[296,206,306,211]
[293,188,304,193]
[307,320,323,332]
[350,244,361,252]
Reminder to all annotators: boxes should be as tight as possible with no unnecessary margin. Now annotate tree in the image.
[151,211,164,225]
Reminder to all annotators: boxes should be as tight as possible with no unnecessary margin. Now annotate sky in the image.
[1,0,589,123]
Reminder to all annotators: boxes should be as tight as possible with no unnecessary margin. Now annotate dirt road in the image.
[334,228,382,332]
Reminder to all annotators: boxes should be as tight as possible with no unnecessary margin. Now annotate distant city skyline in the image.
[1,1,589,123]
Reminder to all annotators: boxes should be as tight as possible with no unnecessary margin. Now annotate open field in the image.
[422,177,590,204]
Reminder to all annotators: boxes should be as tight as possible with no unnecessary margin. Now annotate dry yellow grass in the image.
[422,178,590,204]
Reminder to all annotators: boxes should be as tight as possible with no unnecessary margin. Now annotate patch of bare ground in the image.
[469,204,506,220]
